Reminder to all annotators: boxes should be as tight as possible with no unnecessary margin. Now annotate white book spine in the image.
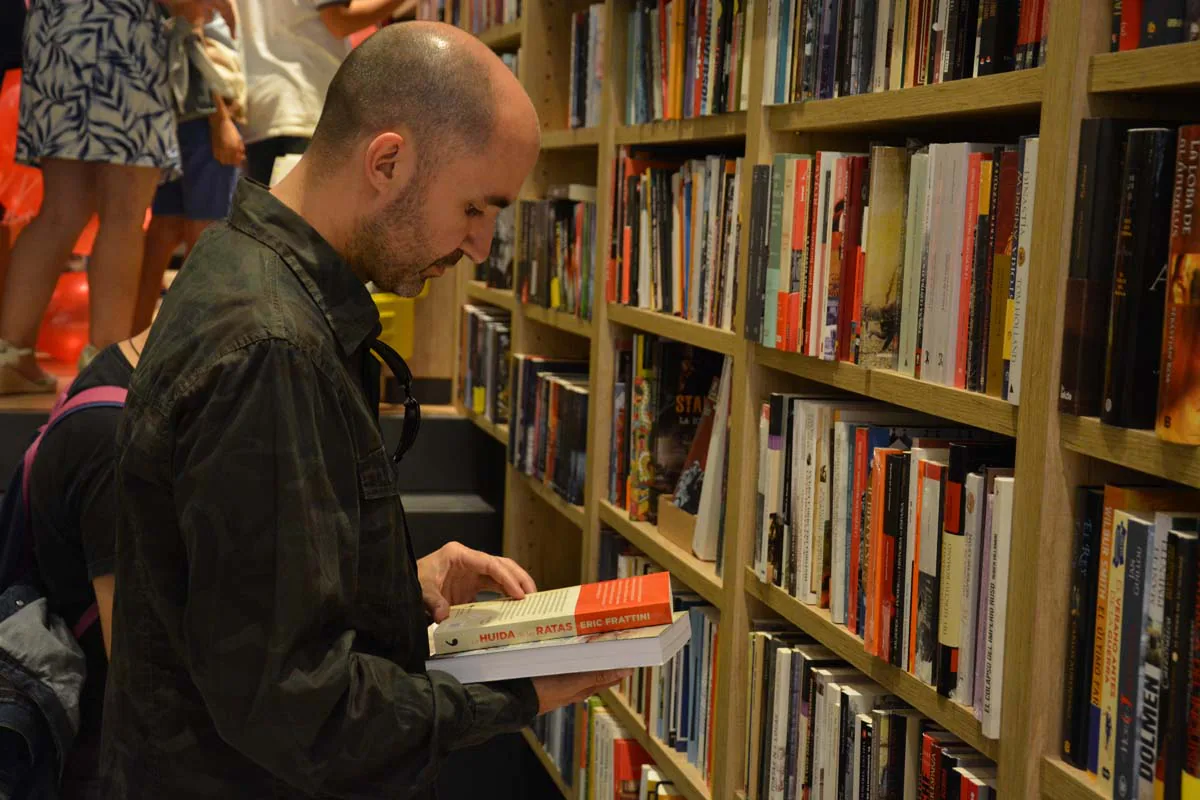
[672,171,684,317]
[757,405,772,580]
[956,472,986,702]
[898,153,928,377]
[889,0,908,91]
[811,407,832,606]
[801,404,819,603]
[831,422,852,624]
[981,476,1015,740]
[722,160,743,331]
[762,0,780,104]
[919,146,942,383]
[1008,137,1039,405]
[740,0,755,110]
[769,648,793,800]
[872,0,893,93]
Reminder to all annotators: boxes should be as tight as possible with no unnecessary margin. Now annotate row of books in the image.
[763,0,1046,106]
[598,535,722,789]
[1059,486,1200,798]
[579,698,687,799]
[745,137,1040,404]
[1059,121,1200,442]
[607,149,742,332]
[517,186,599,321]
[610,334,733,563]
[745,628,998,800]
[570,5,606,129]
[531,705,577,790]
[625,0,753,124]
[457,304,512,424]
[1110,1,1200,50]
[507,354,590,505]
[752,397,1016,738]
[416,0,520,35]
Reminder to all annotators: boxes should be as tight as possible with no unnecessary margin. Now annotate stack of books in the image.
[425,572,689,682]
[1058,486,1200,797]
[624,0,753,124]
[531,705,576,788]
[518,185,598,321]
[763,0,1046,106]
[416,0,520,34]
[1058,121,1200,443]
[569,4,606,129]
[458,304,511,424]
[752,398,1016,737]
[579,698,688,799]
[1109,2,1200,50]
[608,149,743,332]
[745,626,998,800]
[746,138,1040,404]
[508,355,589,505]
[610,335,733,562]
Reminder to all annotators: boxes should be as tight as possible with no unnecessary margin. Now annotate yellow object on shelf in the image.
[372,281,428,360]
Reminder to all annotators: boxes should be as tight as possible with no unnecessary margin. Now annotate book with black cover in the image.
[1162,528,1199,798]
[651,342,725,517]
[1060,118,1137,417]
[1061,486,1105,769]
[1101,128,1177,429]
[746,164,772,343]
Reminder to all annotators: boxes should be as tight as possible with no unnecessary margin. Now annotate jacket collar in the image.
[228,179,379,356]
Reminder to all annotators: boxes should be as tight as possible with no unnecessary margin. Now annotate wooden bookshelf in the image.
[522,471,587,529]
[521,728,574,800]
[756,346,1020,437]
[464,407,509,445]
[744,569,999,761]
[769,69,1045,133]
[446,0,1189,795]
[542,127,602,149]
[1040,757,1106,800]
[614,112,748,145]
[478,18,523,50]
[521,303,594,338]
[606,303,738,355]
[1059,414,1200,489]
[598,688,712,800]
[1089,41,1200,93]
[599,501,723,608]
[465,280,516,311]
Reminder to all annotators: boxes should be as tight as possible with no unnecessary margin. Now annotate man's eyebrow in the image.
[486,195,512,210]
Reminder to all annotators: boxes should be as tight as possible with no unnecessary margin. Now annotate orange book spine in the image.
[573,571,675,633]
[955,153,983,389]
[865,448,897,657]
[791,159,813,352]
[1157,126,1200,444]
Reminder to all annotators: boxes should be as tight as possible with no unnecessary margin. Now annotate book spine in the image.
[891,455,913,667]
[981,476,1014,739]
[1007,137,1038,405]
[936,451,966,697]
[1165,533,1198,800]
[1100,510,1132,792]
[955,472,985,702]
[1113,517,1150,800]
[1139,515,1171,800]
[1062,489,1102,769]
[1101,128,1177,430]
[1157,126,1200,444]
[1121,0,1144,48]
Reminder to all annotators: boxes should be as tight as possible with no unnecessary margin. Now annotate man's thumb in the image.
[425,588,450,623]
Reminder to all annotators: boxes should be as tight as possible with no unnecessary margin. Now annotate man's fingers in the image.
[423,586,450,623]
[500,557,537,595]
[484,556,534,600]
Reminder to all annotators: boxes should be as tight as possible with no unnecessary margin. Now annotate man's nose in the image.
[461,219,496,265]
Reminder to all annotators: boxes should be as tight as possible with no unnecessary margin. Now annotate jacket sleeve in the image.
[171,339,538,799]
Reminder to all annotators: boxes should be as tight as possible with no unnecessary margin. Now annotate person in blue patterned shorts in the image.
[0,0,234,395]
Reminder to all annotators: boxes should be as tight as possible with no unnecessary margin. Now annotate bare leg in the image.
[134,214,184,334]
[0,158,97,378]
[88,163,161,348]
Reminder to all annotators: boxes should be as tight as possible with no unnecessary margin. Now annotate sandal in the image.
[0,340,57,395]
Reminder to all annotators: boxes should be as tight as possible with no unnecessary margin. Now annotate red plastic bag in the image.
[0,68,42,226]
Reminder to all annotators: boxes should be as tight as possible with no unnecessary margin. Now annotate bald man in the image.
[99,23,624,798]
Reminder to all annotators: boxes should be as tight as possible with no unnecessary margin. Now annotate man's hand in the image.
[210,116,245,166]
[417,542,537,623]
[532,670,633,714]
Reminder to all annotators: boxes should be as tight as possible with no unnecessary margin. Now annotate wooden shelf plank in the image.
[756,346,1018,437]
[1041,757,1105,800]
[1059,414,1200,489]
[599,688,711,800]
[477,18,522,50]
[465,407,509,446]
[522,303,594,338]
[599,501,723,608]
[465,280,516,311]
[615,112,748,145]
[1090,42,1200,93]
[523,471,587,529]
[541,127,601,150]
[744,568,999,761]
[768,69,1044,133]
[607,304,737,355]
[521,728,574,800]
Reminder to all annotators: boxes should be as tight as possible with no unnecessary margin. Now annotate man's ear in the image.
[364,131,416,197]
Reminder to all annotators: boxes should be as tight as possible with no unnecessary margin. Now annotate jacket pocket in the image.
[357,446,399,500]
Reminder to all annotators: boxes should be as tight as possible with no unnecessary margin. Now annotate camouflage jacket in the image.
[100,180,537,798]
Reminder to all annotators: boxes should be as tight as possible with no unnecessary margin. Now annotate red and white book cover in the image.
[432,571,674,654]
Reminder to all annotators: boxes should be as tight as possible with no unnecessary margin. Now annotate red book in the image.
[839,156,869,362]
[614,738,652,799]
[865,447,901,657]
[789,158,814,352]
[1121,0,1143,49]
[955,153,983,390]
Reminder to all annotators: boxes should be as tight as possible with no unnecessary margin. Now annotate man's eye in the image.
[467,205,484,218]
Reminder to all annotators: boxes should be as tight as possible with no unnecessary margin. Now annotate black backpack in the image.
[1,0,26,74]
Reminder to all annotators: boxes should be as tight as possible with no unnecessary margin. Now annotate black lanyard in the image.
[368,339,421,465]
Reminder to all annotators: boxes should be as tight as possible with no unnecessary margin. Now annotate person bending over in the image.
[100,22,621,799]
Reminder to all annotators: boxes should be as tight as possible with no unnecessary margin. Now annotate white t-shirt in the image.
[239,0,350,144]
